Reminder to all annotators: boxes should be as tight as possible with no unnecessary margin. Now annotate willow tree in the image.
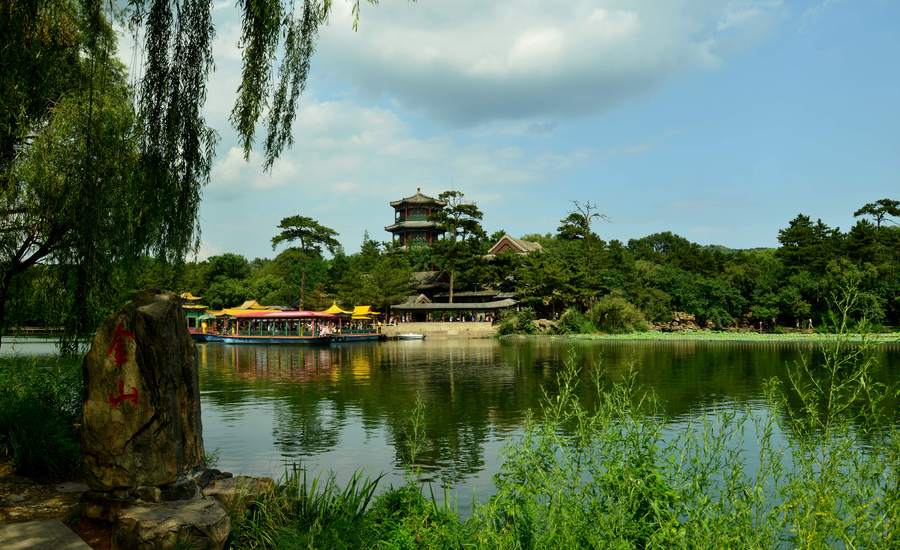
[2,0,377,344]
[130,0,378,169]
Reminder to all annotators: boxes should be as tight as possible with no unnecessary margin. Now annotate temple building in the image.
[485,234,543,257]
[385,188,445,247]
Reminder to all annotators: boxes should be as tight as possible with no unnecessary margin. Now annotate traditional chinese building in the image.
[385,188,446,247]
[484,234,543,257]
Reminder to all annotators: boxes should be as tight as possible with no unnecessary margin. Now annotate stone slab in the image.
[202,475,275,510]
[113,497,230,550]
[0,519,91,550]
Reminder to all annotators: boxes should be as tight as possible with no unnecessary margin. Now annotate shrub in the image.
[0,356,82,479]
[555,307,597,335]
[588,293,649,333]
[497,307,537,335]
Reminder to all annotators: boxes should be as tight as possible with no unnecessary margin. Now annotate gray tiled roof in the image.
[385,220,444,232]
[389,188,446,207]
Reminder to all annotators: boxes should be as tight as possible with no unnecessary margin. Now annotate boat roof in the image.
[319,302,352,315]
[229,310,337,319]
[352,305,381,317]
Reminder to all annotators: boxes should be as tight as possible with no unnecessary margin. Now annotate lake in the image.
[196,338,900,512]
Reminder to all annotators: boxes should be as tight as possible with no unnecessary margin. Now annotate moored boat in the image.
[216,310,338,345]
[320,303,386,344]
[397,333,425,340]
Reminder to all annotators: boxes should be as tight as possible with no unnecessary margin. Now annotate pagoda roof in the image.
[389,188,446,208]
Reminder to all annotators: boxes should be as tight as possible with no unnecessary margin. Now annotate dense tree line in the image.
[4,197,898,333]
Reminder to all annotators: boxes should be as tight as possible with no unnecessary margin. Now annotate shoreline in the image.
[502,330,900,343]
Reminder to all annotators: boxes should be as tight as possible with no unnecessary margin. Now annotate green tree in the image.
[429,191,486,302]
[777,214,841,276]
[272,215,340,309]
[557,200,607,240]
[0,2,219,346]
[853,198,900,228]
[0,60,148,346]
[205,254,252,284]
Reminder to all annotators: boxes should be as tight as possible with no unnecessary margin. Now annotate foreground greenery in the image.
[229,295,898,549]
[0,355,82,479]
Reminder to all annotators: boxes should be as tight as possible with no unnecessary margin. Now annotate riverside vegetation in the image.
[0,298,900,548]
[224,289,897,548]
[0,291,897,547]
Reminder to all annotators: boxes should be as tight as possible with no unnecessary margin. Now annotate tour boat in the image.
[324,304,385,343]
[216,310,338,345]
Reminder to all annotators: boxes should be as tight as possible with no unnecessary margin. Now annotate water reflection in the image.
[198,339,899,498]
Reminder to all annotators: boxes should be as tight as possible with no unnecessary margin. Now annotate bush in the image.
[555,307,597,335]
[497,307,537,335]
[588,293,649,333]
[0,356,82,479]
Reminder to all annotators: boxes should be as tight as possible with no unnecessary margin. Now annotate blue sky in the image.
[127,0,900,258]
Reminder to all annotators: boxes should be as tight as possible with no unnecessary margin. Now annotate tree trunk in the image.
[0,288,7,350]
[449,271,455,304]
[300,268,306,310]
[0,270,13,350]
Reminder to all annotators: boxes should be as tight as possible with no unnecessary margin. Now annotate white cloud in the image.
[208,99,594,202]
[312,0,784,124]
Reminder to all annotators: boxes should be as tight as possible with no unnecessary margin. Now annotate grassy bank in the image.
[0,355,82,480]
[502,330,900,343]
[230,319,899,548]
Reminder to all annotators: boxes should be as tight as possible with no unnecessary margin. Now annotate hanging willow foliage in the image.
[130,0,383,171]
[129,0,217,263]
[125,0,384,252]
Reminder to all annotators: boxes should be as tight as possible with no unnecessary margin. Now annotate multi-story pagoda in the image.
[385,188,446,247]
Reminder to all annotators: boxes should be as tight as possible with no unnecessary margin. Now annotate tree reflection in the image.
[197,340,899,485]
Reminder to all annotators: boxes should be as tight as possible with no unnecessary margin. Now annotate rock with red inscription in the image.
[81,290,204,490]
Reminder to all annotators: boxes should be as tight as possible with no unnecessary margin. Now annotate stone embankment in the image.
[382,321,497,339]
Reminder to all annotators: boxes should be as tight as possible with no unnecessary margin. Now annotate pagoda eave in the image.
[385,221,445,233]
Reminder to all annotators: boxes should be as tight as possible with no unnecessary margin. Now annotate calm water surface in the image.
[198,338,900,511]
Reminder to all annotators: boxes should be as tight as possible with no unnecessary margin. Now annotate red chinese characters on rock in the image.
[106,323,134,367]
[105,322,139,408]
[108,379,139,407]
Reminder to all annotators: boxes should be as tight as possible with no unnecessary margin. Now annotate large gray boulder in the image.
[81,290,204,490]
[113,498,230,550]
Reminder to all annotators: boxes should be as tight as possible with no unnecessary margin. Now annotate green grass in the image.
[0,355,83,480]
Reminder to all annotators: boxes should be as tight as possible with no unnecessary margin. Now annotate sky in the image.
[123,0,900,259]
